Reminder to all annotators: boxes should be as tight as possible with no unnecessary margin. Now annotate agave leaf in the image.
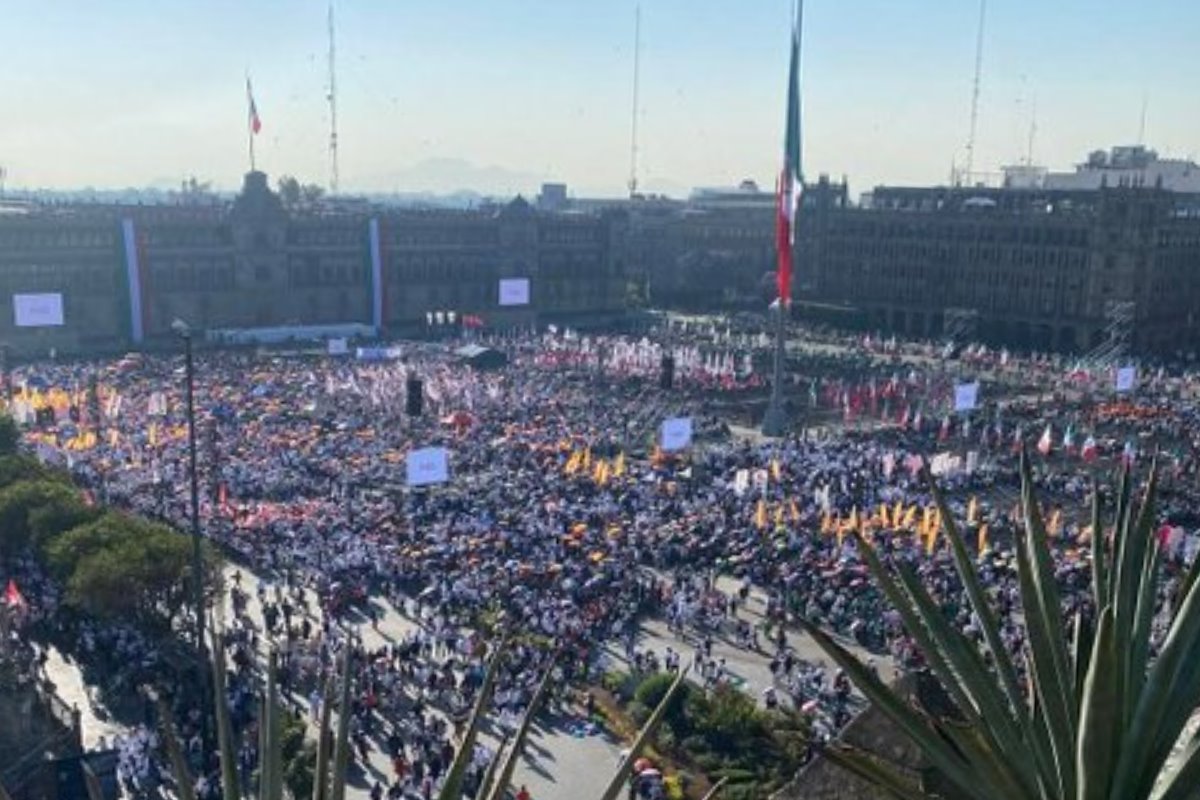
[1152,730,1200,800]
[439,635,509,800]
[311,676,335,800]
[1018,450,1077,723]
[1126,463,1161,710]
[1090,481,1108,614]
[889,561,1040,799]
[698,776,729,800]
[796,618,992,800]
[329,644,354,800]
[80,759,105,800]
[0,778,13,800]
[1107,462,1134,607]
[476,732,510,800]
[819,744,926,800]
[597,666,691,800]
[265,650,284,800]
[1112,461,1158,723]
[1076,606,1120,800]
[934,716,1032,800]
[1112,566,1200,799]
[1070,612,1094,710]
[210,631,241,800]
[924,466,1027,720]
[484,659,556,800]
[156,696,197,800]
[1011,515,1076,798]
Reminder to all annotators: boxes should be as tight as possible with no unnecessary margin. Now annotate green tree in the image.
[802,454,1200,800]
[0,415,20,456]
[0,479,84,561]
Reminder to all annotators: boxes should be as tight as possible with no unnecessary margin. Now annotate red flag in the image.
[5,579,26,608]
[774,6,802,305]
[247,78,262,135]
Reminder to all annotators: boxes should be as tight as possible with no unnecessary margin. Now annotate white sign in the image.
[498,278,531,306]
[406,447,450,487]
[733,469,750,496]
[660,416,693,452]
[1115,366,1137,393]
[953,382,979,412]
[13,293,64,327]
[327,338,349,356]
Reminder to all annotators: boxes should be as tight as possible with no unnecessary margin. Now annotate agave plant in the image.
[800,452,1200,800]
[159,632,354,800]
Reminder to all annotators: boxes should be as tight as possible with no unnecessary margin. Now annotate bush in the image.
[635,672,689,730]
[0,416,20,456]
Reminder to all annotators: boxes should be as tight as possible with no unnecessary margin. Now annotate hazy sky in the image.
[1,0,1196,196]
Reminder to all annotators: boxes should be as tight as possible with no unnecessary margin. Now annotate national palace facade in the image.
[0,171,628,355]
[4,149,1200,357]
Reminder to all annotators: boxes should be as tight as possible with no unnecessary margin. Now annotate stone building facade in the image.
[0,172,628,355]
[796,177,1200,354]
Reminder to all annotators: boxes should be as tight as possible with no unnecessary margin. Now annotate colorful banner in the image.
[120,218,144,343]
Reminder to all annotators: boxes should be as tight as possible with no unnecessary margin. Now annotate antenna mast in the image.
[964,0,986,183]
[627,4,641,198]
[1026,95,1038,166]
[327,0,340,195]
[1138,92,1148,145]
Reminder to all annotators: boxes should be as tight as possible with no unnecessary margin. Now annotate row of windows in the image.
[820,220,1092,248]
[0,230,117,249]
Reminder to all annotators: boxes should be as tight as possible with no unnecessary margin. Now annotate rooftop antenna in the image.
[964,0,987,182]
[1026,94,1038,166]
[627,4,641,198]
[327,0,340,195]
[1138,91,1148,146]
[0,166,6,197]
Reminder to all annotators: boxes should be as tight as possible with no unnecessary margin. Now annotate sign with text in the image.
[327,338,349,356]
[1115,365,1137,393]
[498,278,531,306]
[660,416,693,452]
[953,382,979,412]
[406,447,450,487]
[13,293,64,327]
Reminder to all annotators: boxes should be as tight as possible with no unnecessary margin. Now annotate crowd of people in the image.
[6,319,1200,798]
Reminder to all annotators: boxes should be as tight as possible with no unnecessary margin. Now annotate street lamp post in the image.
[172,318,209,761]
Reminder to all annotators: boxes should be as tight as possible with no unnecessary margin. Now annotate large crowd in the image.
[6,320,1200,798]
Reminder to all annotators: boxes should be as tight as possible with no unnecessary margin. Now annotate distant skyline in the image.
[1,0,1197,197]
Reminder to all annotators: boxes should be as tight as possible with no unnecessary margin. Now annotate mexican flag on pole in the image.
[774,2,803,305]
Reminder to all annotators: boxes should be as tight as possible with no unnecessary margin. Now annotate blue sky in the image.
[0,0,1196,196]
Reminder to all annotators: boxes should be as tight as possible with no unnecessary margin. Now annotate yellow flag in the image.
[967,496,979,526]
[789,499,801,523]
[564,450,581,475]
[754,499,768,530]
[1049,509,1062,538]
[925,522,939,555]
[820,513,833,534]
[148,423,158,447]
[878,503,891,528]
[977,524,989,558]
[892,501,904,530]
[849,506,860,533]
[770,458,782,483]
[774,503,785,528]
[921,506,932,536]
[903,505,918,530]
[613,452,626,477]
[582,447,592,470]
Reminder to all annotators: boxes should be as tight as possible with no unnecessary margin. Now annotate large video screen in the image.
[498,278,530,306]
[13,293,65,327]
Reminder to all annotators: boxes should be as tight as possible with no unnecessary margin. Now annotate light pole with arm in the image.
[172,318,210,761]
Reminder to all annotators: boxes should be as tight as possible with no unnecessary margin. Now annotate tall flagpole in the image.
[762,0,803,438]
[246,75,257,173]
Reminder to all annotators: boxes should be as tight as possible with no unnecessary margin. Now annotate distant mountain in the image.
[351,157,549,197]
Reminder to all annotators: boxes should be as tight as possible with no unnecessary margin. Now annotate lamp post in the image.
[172,318,209,761]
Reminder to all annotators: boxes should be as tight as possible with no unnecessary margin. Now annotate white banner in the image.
[733,469,750,496]
[13,293,64,327]
[1115,365,1137,393]
[953,382,979,412]
[498,278,531,306]
[406,447,449,486]
[660,416,693,452]
[327,338,349,356]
